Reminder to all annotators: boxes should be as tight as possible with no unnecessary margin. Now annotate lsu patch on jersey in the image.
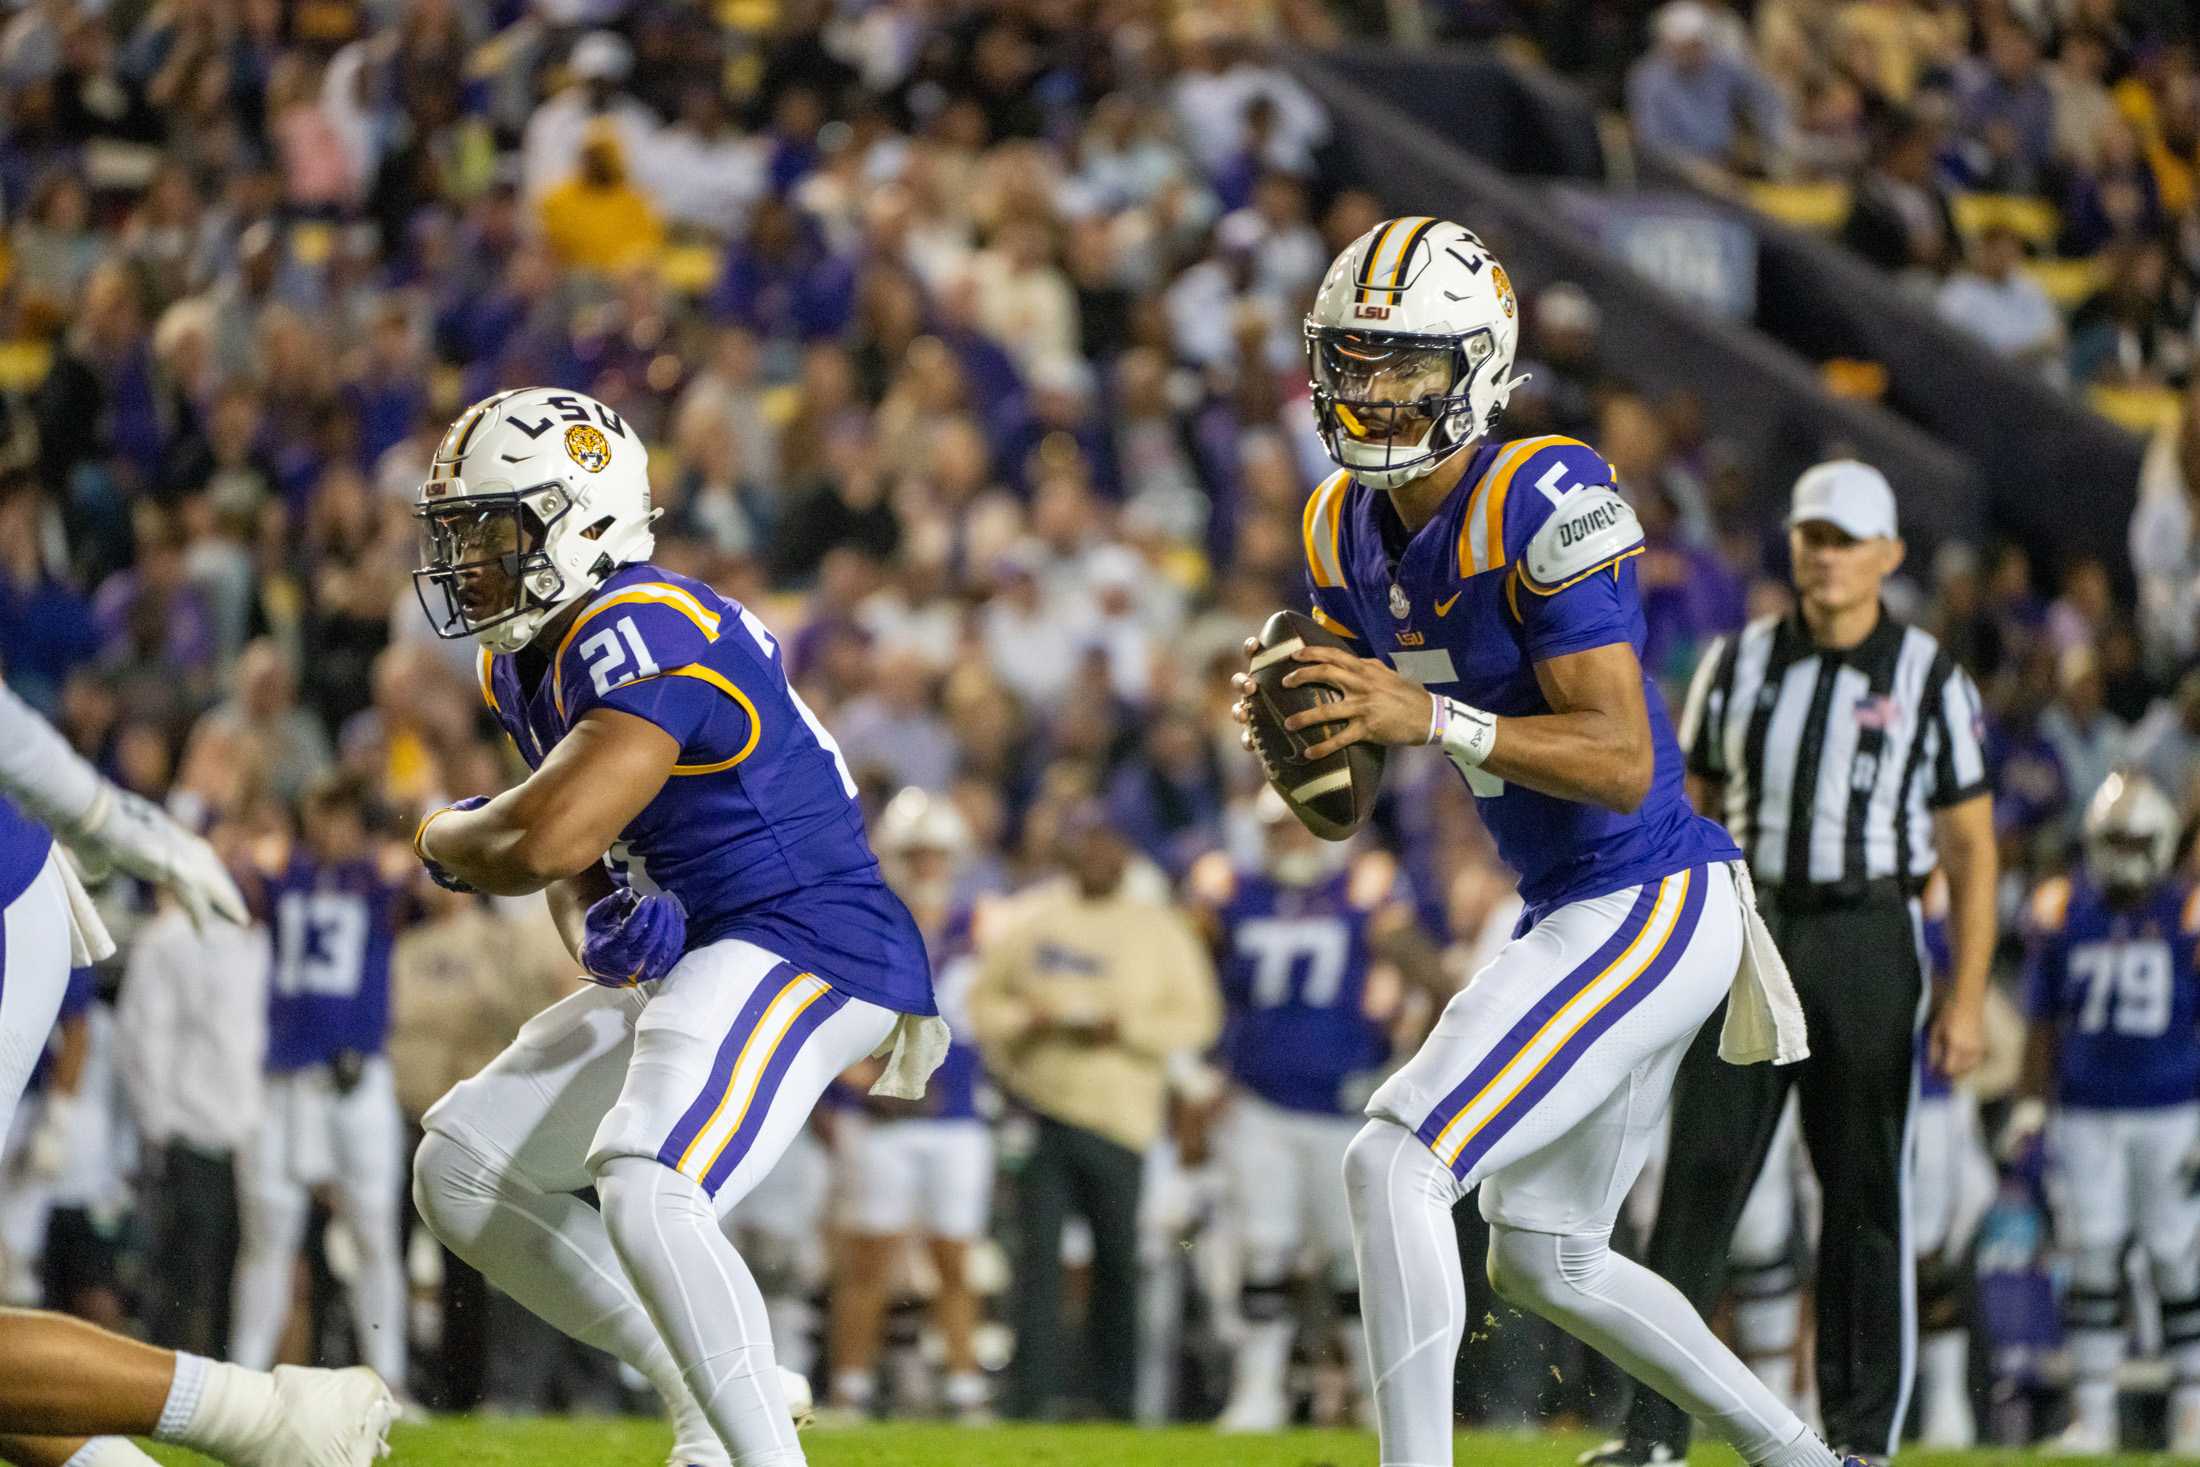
[1200,854,1400,1115]
[2023,874,2200,1110]
[482,563,933,1015]
[264,854,411,1073]
[1302,435,1738,917]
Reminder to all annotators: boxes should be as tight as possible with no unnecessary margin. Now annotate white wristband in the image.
[1437,696,1497,770]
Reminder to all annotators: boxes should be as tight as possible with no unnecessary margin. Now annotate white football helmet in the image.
[2082,770,2181,894]
[412,387,659,653]
[1304,216,1529,491]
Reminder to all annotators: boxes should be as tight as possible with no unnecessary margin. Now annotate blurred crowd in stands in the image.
[0,0,2193,1439]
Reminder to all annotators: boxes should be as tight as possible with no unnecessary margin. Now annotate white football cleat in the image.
[1215,1388,1290,1433]
[236,1365,397,1467]
[2042,1418,2118,1456]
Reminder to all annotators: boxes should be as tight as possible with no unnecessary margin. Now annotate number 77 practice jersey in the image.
[481,563,934,1016]
[2023,873,2200,1109]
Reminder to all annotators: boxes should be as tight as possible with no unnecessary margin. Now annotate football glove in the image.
[414,796,489,892]
[580,886,688,988]
[66,785,248,932]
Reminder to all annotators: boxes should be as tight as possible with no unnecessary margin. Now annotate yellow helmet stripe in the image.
[1353,217,1409,303]
[1382,217,1443,297]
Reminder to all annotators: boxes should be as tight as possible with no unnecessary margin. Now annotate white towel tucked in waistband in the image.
[1718,861,1809,1066]
[868,1013,952,1100]
[55,847,115,966]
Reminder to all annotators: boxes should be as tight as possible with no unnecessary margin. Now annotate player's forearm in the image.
[1476,708,1654,814]
[1935,801,1999,1006]
[419,795,581,895]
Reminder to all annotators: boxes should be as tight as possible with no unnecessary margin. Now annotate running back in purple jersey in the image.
[1300,437,1738,920]
[1190,850,1408,1115]
[2022,873,2200,1110]
[481,564,932,1016]
[0,795,53,908]
[261,851,415,1074]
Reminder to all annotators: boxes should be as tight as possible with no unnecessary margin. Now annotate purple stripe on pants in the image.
[699,982,847,1194]
[1414,879,1663,1154]
[1445,866,1709,1181]
[655,959,799,1170]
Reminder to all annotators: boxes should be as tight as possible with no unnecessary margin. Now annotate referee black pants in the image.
[1621,896,1925,1460]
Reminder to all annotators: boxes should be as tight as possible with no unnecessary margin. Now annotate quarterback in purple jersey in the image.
[1184,790,1439,1431]
[407,386,941,1467]
[2011,774,2200,1456]
[1229,219,1847,1467]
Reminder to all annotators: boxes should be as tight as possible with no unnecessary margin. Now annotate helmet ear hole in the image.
[578,515,615,542]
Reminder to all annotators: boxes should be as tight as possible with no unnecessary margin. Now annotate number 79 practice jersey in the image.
[2023,873,2200,1109]
[482,563,934,1016]
[1303,435,1738,919]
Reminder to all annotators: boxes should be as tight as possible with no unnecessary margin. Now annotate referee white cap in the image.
[1787,459,1898,540]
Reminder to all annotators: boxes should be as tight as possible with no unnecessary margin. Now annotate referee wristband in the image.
[1428,694,1497,770]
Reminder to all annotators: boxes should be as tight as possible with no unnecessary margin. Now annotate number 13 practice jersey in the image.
[482,563,934,1015]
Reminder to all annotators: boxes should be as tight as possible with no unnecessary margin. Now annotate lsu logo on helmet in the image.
[1491,262,1516,317]
[566,424,612,473]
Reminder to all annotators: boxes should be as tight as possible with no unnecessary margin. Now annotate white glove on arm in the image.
[0,681,248,930]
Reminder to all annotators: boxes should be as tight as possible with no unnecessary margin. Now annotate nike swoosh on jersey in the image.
[1434,591,1463,616]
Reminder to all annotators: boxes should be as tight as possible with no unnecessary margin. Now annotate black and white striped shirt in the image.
[1677,611,1990,892]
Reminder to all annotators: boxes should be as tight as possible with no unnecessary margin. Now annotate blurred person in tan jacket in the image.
[387,886,576,1127]
[967,802,1221,1422]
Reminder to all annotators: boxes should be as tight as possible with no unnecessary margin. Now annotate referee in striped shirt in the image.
[1593,462,1999,1467]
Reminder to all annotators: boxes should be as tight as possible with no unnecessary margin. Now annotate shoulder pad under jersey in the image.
[1520,485,1644,594]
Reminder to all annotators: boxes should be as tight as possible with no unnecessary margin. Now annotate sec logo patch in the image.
[565,424,612,473]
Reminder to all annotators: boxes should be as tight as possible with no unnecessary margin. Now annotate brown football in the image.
[1244,609,1386,841]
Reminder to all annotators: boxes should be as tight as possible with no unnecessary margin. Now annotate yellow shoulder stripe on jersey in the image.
[646,665,764,775]
[1302,471,1351,588]
[1310,604,1359,640]
[1457,435,1589,578]
[477,647,500,716]
[551,583,725,718]
[1518,545,1646,597]
[2029,875,2072,933]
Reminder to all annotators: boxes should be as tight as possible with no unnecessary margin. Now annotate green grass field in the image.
[122,1418,2166,1467]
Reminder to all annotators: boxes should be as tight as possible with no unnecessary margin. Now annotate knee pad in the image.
[2061,1249,2122,1337]
[1239,1276,1294,1324]
[1486,1224,1607,1314]
[2164,1292,2200,1360]
[594,1154,708,1246]
[1728,1254,1799,1303]
[1342,1120,1452,1213]
[1916,1251,1969,1334]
